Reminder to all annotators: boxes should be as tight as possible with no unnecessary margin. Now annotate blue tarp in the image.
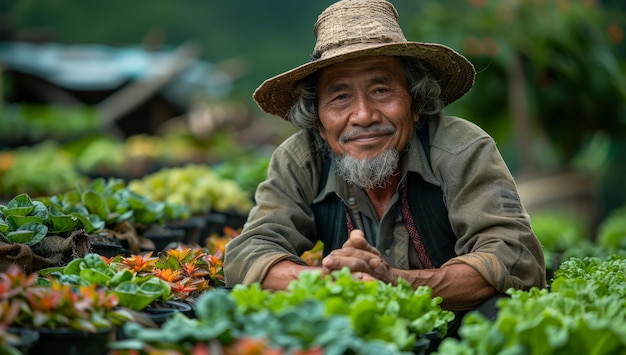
[0,41,233,105]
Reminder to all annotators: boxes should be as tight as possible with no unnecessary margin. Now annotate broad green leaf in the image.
[6,193,35,209]
[6,230,35,244]
[0,221,9,234]
[82,190,110,220]
[79,268,113,285]
[62,258,85,275]
[109,269,133,286]
[71,213,105,234]
[84,253,109,269]
[1,205,35,217]
[88,178,107,194]
[6,215,44,228]
[113,210,134,224]
[7,222,47,246]
[31,200,48,219]
[48,208,80,234]
[113,282,162,311]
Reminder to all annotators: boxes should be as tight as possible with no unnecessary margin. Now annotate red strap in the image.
[345,208,355,233]
[344,188,435,269]
[402,186,435,269]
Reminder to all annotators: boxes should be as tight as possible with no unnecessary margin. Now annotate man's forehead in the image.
[317,56,404,88]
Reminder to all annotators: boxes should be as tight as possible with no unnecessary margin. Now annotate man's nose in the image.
[350,95,381,125]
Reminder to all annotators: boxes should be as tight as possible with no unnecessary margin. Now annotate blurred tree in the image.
[407,0,626,177]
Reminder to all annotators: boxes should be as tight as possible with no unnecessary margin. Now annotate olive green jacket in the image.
[224,114,546,291]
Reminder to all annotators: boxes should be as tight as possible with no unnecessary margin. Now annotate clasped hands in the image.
[321,229,398,285]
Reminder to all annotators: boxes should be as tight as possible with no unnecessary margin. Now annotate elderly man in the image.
[224,0,545,313]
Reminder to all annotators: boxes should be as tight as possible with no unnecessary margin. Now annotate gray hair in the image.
[287,56,444,155]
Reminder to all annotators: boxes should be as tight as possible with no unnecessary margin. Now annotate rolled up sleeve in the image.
[224,132,322,286]
[432,118,546,291]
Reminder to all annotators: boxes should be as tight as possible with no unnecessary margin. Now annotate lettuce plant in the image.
[596,205,626,251]
[435,255,626,354]
[109,289,413,355]
[0,193,104,246]
[231,268,454,351]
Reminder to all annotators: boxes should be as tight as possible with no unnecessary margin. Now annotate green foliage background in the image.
[2,0,626,214]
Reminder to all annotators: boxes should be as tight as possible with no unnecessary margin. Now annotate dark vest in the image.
[310,128,457,268]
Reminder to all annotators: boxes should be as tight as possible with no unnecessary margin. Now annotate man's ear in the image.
[412,112,420,124]
[318,121,328,141]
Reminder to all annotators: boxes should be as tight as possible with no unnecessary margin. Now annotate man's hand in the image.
[321,229,399,284]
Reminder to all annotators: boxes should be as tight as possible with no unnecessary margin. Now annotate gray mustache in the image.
[340,126,397,143]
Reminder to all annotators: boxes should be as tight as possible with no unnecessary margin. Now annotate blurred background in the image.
[0,0,625,243]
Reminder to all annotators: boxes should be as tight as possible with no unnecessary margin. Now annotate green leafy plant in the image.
[128,164,254,216]
[435,255,626,354]
[530,211,587,272]
[74,177,189,227]
[109,289,413,355]
[213,154,270,196]
[0,141,89,199]
[597,204,626,251]
[0,194,49,246]
[231,268,454,351]
[40,177,190,254]
[0,105,100,146]
[0,193,104,247]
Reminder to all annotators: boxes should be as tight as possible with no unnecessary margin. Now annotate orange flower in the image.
[181,262,209,278]
[164,247,193,263]
[100,255,117,266]
[169,279,197,299]
[154,268,184,282]
[204,254,224,276]
[120,252,159,273]
[206,228,238,255]
[0,264,38,298]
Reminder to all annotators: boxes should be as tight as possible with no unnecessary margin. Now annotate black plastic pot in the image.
[90,243,123,258]
[6,327,39,355]
[166,216,206,245]
[30,327,112,355]
[143,300,194,325]
[145,228,185,252]
[413,336,431,355]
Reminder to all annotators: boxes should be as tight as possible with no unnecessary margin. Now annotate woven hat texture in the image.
[253,0,476,119]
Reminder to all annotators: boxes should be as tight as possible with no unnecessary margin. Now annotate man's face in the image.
[316,56,418,160]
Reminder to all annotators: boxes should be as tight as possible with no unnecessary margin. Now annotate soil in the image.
[89,233,122,247]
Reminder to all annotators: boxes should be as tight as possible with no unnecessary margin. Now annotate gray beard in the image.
[332,149,400,189]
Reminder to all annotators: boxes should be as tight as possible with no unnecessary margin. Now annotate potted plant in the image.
[44,177,190,254]
[0,193,96,273]
[127,164,256,244]
[230,268,454,353]
[109,289,413,355]
[1,264,133,355]
[436,255,626,354]
[40,253,172,312]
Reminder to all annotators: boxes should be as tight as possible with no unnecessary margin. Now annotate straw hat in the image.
[253,0,476,119]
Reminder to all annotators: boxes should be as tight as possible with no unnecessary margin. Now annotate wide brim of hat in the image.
[253,41,476,119]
